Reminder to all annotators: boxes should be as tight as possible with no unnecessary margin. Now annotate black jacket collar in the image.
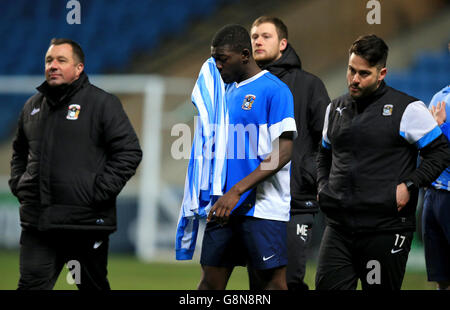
[259,43,302,77]
[37,71,88,107]
[353,80,388,114]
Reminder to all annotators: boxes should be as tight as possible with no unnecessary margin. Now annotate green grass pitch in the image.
[0,249,436,290]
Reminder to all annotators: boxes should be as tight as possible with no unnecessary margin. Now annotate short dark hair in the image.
[211,24,252,54]
[252,16,288,40]
[349,34,388,68]
[49,38,85,64]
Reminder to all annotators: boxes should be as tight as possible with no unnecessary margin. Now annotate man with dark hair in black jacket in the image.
[250,16,330,290]
[316,34,450,290]
[9,38,142,290]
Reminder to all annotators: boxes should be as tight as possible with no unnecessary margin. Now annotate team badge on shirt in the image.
[242,94,256,110]
[66,104,81,120]
[382,104,393,116]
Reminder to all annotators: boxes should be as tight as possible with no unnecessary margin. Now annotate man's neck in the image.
[237,59,262,83]
[258,52,283,68]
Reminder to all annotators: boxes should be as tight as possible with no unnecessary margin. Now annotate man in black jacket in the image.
[316,34,450,290]
[249,16,330,290]
[9,38,142,290]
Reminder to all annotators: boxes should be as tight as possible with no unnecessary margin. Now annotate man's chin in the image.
[253,54,265,61]
[254,54,274,65]
[350,93,361,99]
[46,79,64,87]
[349,86,365,99]
[221,75,233,84]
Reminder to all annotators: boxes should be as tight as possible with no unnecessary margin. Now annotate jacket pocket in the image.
[39,203,115,230]
[391,182,399,215]
[298,165,317,194]
[15,168,40,204]
[354,179,398,216]
[51,171,96,206]
[318,183,341,214]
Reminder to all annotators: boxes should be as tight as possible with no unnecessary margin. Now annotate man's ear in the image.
[378,67,387,82]
[75,62,84,78]
[241,48,251,64]
[279,38,287,52]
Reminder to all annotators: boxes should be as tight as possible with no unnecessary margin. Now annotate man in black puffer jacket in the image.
[249,16,330,290]
[9,38,142,290]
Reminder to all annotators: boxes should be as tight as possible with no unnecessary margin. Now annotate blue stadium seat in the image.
[0,0,329,141]
[387,46,449,105]
[1,0,233,76]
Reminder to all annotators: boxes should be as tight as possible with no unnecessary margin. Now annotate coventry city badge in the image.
[67,104,81,120]
[242,94,256,110]
[382,104,393,116]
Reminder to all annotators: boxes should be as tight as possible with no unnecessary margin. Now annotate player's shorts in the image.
[422,187,450,282]
[200,216,287,270]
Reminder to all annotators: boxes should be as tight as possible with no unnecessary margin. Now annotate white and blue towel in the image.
[175,57,228,260]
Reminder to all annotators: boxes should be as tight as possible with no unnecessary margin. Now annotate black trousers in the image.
[18,228,110,290]
[315,225,413,290]
[286,213,314,290]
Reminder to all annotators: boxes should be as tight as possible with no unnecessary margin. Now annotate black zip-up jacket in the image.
[9,72,142,232]
[317,81,450,232]
[261,44,330,214]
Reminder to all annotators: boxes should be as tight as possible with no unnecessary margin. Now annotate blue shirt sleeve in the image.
[399,100,442,149]
[267,84,297,141]
[440,122,450,141]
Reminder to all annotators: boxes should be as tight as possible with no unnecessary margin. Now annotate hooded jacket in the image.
[9,72,142,232]
[261,44,330,214]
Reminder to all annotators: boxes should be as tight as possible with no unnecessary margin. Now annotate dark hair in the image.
[211,24,252,54]
[252,16,288,40]
[349,34,388,68]
[50,38,85,64]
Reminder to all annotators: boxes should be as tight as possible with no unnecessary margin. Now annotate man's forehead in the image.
[46,43,73,57]
[348,53,376,71]
[211,45,235,56]
[251,22,276,34]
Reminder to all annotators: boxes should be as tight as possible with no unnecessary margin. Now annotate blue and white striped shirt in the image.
[175,57,228,260]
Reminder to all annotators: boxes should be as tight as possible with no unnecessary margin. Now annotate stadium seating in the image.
[0,0,239,75]
[0,1,447,143]
[0,0,239,142]
[386,45,450,106]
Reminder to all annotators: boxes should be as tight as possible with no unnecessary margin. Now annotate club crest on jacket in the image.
[67,104,81,120]
[242,94,256,110]
[383,104,393,116]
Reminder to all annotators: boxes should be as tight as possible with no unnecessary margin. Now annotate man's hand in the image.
[206,132,294,225]
[430,101,447,126]
[396,183,410,212]
[207,186,241,225]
